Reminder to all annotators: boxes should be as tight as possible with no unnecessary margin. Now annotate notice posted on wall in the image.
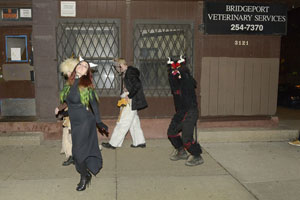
[61,1,76,17]
[11,48,21,61]
[20,8,32,18]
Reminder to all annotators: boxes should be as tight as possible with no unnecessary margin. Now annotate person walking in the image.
[102,58,147,149]
[166,56,204,166]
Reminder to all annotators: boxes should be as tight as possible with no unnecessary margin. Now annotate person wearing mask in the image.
[166,56,204,166]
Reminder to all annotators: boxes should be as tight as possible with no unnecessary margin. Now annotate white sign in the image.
[61,1,76,17]
[11,48,21,61]
[20,8,32,18]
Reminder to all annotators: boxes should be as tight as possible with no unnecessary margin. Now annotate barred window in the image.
[134,23,194,97]
[56,20,120,96]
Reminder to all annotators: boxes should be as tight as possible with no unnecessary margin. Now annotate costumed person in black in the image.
[55,57,106,166]
[55,57,78,166]
[167,56,204,166]
[59,58,108,191]
[102,58,147,149]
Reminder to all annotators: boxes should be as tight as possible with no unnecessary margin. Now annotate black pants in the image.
[167,109,202,156]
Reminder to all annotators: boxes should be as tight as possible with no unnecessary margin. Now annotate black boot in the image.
[62,156,74,166]
[76,172,92,191]
[76,176,88,191]
[86,171,92,185]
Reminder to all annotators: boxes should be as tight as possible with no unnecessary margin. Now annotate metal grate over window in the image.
[133,23,194,97]
[56,20,120,96]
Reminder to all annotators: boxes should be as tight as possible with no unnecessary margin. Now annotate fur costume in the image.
[61,108,72,158]
[59,58,78,159]
[60,58,78,76]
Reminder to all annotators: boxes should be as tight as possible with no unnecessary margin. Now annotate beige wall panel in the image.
[217,57,226,115]
[208,59,219,115]
[243,60,253,115]
[201,57,279,116]
[234,58,245,115]
[260,60,271,114]
[251,61,262,115]
[225,58,236,115]
[200,57,210,116]
[217,57,235,115]
[268,59,280,115]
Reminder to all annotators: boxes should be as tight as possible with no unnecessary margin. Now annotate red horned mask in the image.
[167,55,185,78]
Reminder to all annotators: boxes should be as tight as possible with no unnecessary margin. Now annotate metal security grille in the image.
[56,20,120,96]
[133,23,194,97]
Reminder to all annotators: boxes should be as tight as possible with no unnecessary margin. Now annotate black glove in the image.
[97,122,109,137]
[56,109,69,119]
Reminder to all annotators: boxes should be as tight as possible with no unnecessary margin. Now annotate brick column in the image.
[32,0,59,121]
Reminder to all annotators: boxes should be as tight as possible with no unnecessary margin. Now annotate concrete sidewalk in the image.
[1,138,300,200]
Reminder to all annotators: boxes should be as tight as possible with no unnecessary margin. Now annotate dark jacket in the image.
[124,66,148,110]
[168,68,198,115]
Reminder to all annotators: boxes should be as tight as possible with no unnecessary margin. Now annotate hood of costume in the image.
[123,66,148,110]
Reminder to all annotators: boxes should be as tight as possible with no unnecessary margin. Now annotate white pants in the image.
[109,102,146,147]
[61,127,72,158]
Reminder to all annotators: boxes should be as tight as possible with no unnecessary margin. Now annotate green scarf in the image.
[60,84,99,106]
